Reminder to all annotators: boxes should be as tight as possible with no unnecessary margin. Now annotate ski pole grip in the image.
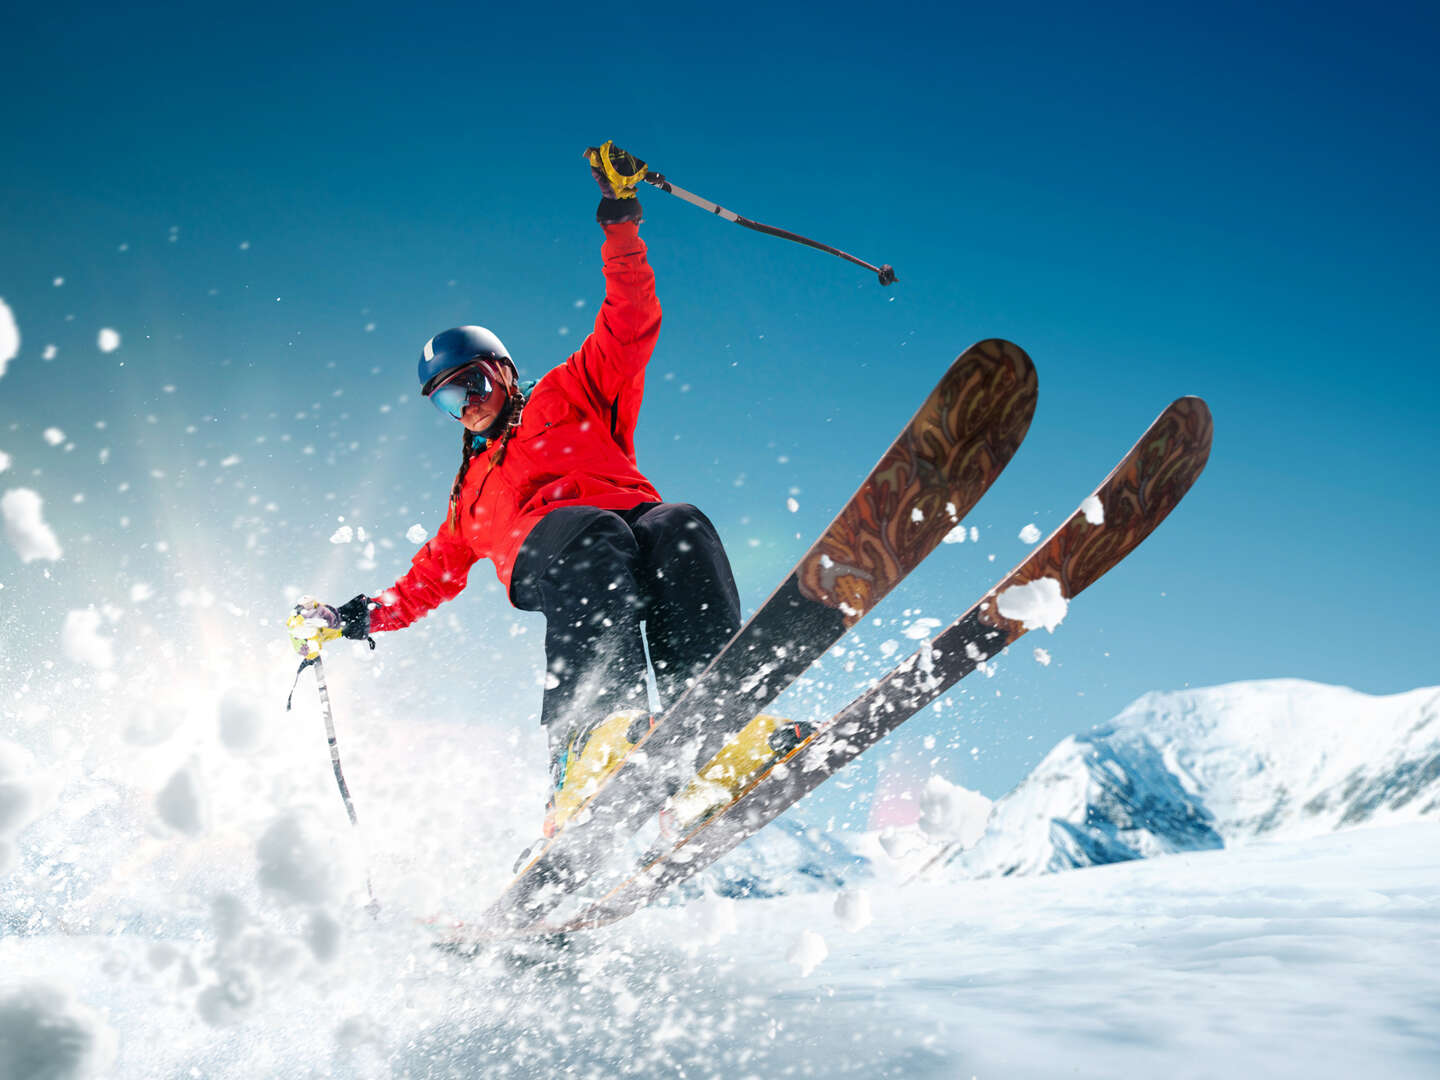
[878,265,897,286]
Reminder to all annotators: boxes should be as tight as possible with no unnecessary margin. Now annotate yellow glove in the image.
[584,140,647,199]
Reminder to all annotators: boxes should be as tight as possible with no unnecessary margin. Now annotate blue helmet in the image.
[418,325,512,395]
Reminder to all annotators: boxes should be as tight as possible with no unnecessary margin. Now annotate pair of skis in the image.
[436,340,1211,945]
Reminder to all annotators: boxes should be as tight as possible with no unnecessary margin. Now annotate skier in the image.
[302,143,742,836]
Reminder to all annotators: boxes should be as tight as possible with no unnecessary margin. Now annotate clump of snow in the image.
[124,704,180,747]
[1018,523,1042,544]
[1034,647,1053,666]
[256,810,350,906]
[996,577,1068,632]
[1081,494,1104,525]
[942,523,967,543]
[156,764,206,835]
[0,741,45,873]
[62,609,114,669]
[306,911,342,962]
[0,984,117,1080]
[878,826,926,860]
[97,328,121,353]
[129,581,152,603]
[787,929,829,976]
[786,497,799,513]
[834,889,873,932]
[917,775,993,847]
[695,894,738,943]
[218,689,265,752]
[330,525,354,544]
[902,617,941,640]
[43,427,66,446]
[0,297,18,378]
[2,488,63,562]
[0,450,10,473]
[405,523,428,544]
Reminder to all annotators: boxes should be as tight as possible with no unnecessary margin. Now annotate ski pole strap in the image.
[642,171,897,286]
[285,655,319,712]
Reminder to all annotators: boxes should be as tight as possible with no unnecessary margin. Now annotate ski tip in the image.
[1165,396,1215,461]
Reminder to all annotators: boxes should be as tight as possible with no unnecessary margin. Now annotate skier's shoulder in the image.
[519,367,585,426]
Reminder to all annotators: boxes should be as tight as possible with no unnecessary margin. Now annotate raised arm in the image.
[568,142,662,413]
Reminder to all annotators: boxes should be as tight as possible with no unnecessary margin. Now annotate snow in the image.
[1,681,1438,1076]
[96,328,121,353]
[329,525,354,543]
[1081,493,1105,524]
[1033,646,1052,665]
[2,488,63,562]
[0,741,45,875]
[43,427,66,446]
[0,450,10,473]
[902,616,941,639]
[954,680,1440,880]
[156,765,206,835]
[217,690,264,752]
[0,297,17,378]
[916,774,992,846]
[61,609,114,670]
[0,983,117,1080]
[1018,522,1041,543]
[256,809,354,906]
[833,888,872,932]
[786,927,829,975]
[405,523,428,544]
[995,575,1068,631]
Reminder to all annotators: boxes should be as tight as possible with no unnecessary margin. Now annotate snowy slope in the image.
[952,679,1440,878]
[4,820,1439,1079]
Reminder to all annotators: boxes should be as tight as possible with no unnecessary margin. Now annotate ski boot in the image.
[660,714,819,839]
[543,708,655,839]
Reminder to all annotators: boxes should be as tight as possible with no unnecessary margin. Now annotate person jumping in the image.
[300,142,742,837]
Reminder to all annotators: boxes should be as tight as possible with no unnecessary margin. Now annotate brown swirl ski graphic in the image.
[547,397,1215,934]
[979,395,1213,636]
[796,338,1037,625]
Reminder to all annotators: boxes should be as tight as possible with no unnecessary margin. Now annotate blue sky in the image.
[2,2,1437,825]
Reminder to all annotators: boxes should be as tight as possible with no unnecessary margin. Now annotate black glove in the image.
[336,594,372,640]
[596,196,643,225]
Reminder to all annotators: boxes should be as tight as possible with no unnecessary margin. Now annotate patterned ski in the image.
[544,396,1214,933]
[486,340,1039,931]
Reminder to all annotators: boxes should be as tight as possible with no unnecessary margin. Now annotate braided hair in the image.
[444,383,526,529]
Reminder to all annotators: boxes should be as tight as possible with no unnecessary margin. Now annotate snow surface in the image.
[953,680,1440,879]
[3,819,1437,1078]
[0,680,1436,1079]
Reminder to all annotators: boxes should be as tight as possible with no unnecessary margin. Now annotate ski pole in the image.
[286,604,380,918]
[587,141,897,286]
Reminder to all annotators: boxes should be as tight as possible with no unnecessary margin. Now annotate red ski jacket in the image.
[367,222,663,633]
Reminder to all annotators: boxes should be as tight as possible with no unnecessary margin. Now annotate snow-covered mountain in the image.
[951,679,1440,878]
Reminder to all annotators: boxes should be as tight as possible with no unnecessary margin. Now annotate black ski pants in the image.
[509,502,742,788]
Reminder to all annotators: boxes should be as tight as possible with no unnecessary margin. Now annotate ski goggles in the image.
[426,362,498,421]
